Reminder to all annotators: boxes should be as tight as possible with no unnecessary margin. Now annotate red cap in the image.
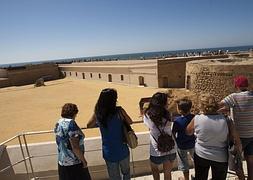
[234,75,248,88]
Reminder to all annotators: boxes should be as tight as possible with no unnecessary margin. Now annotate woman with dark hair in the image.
[54,103,91,180]
[143,92,176,180]
[87,88,132,180]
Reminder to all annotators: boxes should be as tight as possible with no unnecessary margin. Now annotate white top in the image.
[143,114,176,157]
[194,114,228,162]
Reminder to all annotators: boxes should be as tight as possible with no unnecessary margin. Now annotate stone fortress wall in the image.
[58,55,228,88]
[1,52,252,92]
[186,57,253,101]
[0,64,60,88]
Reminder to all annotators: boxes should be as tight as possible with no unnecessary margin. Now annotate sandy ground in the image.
[0,78,194,144]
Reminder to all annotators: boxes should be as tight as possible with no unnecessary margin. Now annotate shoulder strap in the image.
[117,106,124,121]
[150,133,158,143]
[154,118,169,135]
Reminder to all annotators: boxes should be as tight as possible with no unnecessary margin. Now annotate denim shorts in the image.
[177,148,194,172]
[241,137,253,156]
[150,153,176,165]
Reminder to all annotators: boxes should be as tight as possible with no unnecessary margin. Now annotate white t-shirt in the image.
[143,114,176,157]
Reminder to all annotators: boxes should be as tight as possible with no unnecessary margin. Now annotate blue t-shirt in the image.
[54,118,85,166]
[97,110,129,162]
[172,114,195,150]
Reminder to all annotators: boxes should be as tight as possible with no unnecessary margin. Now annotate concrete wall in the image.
[0,132,156,180]
[0,131,194,180]
[59,60,158,87]
[62,66,132,85]
[186,58,253,101]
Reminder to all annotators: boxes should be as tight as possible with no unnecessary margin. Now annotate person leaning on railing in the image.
[143,92,176,180]
[54,103,91,180]
[87,88,132,180]
[172,98,195,180]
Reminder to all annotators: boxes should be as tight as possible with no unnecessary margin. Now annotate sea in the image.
[1,45,252,68]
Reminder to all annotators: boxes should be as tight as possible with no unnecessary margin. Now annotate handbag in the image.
[225,116,243,172]
[118,108,138,149]
[228,143,243,171]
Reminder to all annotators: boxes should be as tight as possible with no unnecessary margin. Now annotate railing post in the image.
[22,134,36,179]
[18,135,30,180]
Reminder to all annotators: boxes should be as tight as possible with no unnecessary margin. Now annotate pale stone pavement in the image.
[132,161,247,180]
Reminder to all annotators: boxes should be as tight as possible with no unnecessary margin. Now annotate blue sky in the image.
[0,0,253,64]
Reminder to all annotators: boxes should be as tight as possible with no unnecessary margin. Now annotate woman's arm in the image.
[120,107,133,124]
[70,137,87,168]
[186,118,195,135]
[87,113,97,128]
[218,100,230,114]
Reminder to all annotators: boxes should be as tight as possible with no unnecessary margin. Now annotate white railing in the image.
[0,120,246,180]
[0,121,151,180]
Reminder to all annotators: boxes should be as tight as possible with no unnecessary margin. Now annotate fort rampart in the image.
[0,64,60,88]
[59,55,228,88]
[186,57,253,100]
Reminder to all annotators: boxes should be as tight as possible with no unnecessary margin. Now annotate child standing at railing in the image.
[172,98,195,180]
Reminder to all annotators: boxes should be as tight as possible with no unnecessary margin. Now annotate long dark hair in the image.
[95,88,118,128]
[145,92,170,127]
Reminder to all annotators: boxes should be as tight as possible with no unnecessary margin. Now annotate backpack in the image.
[153,119,175,152]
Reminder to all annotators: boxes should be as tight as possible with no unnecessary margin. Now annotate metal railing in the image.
[0,129,57,180]
[0,120,247,180]
[0,121,150,180]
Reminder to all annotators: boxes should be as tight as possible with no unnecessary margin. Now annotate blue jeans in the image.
[105,156,130,180]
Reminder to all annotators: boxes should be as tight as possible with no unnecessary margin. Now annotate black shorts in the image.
[241,137,253,156]
[58,163,91,180]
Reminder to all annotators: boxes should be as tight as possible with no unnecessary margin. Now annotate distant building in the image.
[58,55,228,88]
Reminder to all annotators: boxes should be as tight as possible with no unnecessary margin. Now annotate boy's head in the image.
[176,98,192,115]
[234,75,248,90]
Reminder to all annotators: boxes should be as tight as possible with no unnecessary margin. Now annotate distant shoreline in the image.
[1,45,252,68]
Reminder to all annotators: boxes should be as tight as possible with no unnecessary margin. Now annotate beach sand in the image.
[0,78,194,144]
